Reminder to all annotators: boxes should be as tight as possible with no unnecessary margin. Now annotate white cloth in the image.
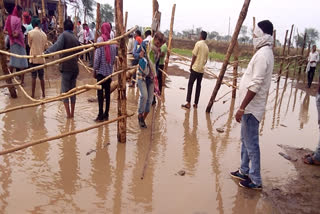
[87,29,94,41]
[308,51,319,67]
[110,31,115,39]
[239,43,274,122]
[127,37,134,53]
[143,35,152,43]
[78,28,84,43]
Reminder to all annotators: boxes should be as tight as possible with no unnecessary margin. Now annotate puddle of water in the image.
[0,62,315,213]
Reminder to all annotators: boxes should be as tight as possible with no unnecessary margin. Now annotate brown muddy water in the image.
[0,58,318,213]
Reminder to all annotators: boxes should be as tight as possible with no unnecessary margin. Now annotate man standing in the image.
[302,75,320,165]
[45,20,80,118]
[307,45,319,88]
[181,31,209,109]
[230,20,274,190]
[28,17,47,98]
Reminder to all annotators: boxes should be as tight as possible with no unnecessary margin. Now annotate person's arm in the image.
[190,55,197,70]
[28,32,32,47]
[93,47,101,78]
[235,54,268,122]
[190,42,199,70]
[45,33,64,53]
[235,90,256,122]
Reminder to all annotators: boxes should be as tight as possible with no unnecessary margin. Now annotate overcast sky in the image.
[94,0,319,44]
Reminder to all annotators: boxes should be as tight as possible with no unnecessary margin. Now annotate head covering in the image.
[5,6,19,37]
[100,22,111,63]
[257,20,273,36]
[23,11,31,24]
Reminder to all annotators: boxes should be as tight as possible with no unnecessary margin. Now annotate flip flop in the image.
[181,104,190,109]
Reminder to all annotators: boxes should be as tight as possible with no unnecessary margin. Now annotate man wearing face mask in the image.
[230,20,274,190]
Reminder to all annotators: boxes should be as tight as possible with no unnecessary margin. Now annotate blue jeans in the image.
[239,114,261,186]
[137,78,154,114]
[314,94,320,161]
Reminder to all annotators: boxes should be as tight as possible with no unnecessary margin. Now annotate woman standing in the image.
[93,23,117,122]
[4,5,28,85]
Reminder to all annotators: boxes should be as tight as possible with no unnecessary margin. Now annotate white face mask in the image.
[253,26,264,38]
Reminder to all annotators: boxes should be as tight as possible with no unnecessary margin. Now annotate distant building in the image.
[4,0,67,19]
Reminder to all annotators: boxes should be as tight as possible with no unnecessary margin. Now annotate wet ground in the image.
[0,57,319,213]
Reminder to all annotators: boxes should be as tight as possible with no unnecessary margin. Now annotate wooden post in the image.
[277,29,288,81]
[124,11,128,31]
[95,3,101,42]
[273,30,276,48]
[163,4,176,86]
[232,42,239,99]
[285,25,294,79]
[206,0,251,113]
[73,8,77,34]
[58,0,63,33]
[115,0,127,143]
[252,17,255,36]
[152,0,158,18]
[287,24,294,55]
[0,2,17,98]
[298,32,307,75]
[32,2,37,16]
[41,0,46,18]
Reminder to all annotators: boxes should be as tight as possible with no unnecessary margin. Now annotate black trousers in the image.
[308,66,316,88]
[186,69,203,105]
[97,74,112,116]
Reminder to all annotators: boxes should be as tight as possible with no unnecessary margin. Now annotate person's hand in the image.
[235,109,244,123]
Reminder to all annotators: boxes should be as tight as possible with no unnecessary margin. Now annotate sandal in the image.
[181,104,190,109]
[303,156,320,165]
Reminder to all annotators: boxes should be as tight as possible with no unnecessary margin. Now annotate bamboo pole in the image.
[277,29,288,82]
[95,3,100,42]
[163,4,176,86]
[115,0,127,143]
[0,67,136,115]
[78,59,93,73]
[0,113,134,156]
[0,28,138,82]
[0,47,96,81]
[0,83,21,89]
[0,26,137,59]
[298,32,307,75]
[0,1,17,98]
[232,42,239,98]
[206,0,251,113]
[152,0,157,18]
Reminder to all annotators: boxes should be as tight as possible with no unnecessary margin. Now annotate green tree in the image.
[295,28,319,48]
[100,3,114,23]
[82,0,94,23]
[208,31,219,40]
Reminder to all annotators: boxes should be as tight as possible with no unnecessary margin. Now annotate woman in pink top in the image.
[4,5,28,84]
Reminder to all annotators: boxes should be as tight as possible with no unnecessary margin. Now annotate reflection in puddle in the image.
[0,62,316,213]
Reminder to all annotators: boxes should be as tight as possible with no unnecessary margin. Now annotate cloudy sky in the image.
[94,0,319,43]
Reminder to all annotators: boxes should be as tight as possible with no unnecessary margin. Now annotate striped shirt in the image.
[94,37,117,77]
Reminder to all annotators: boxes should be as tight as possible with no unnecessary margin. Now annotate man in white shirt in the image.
[230,20,274,190]
[307,45,319,88]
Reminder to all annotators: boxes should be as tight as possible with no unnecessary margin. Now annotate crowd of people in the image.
[3,5,320,191]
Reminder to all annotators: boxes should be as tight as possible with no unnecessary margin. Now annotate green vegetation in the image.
[171,48,250,63]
